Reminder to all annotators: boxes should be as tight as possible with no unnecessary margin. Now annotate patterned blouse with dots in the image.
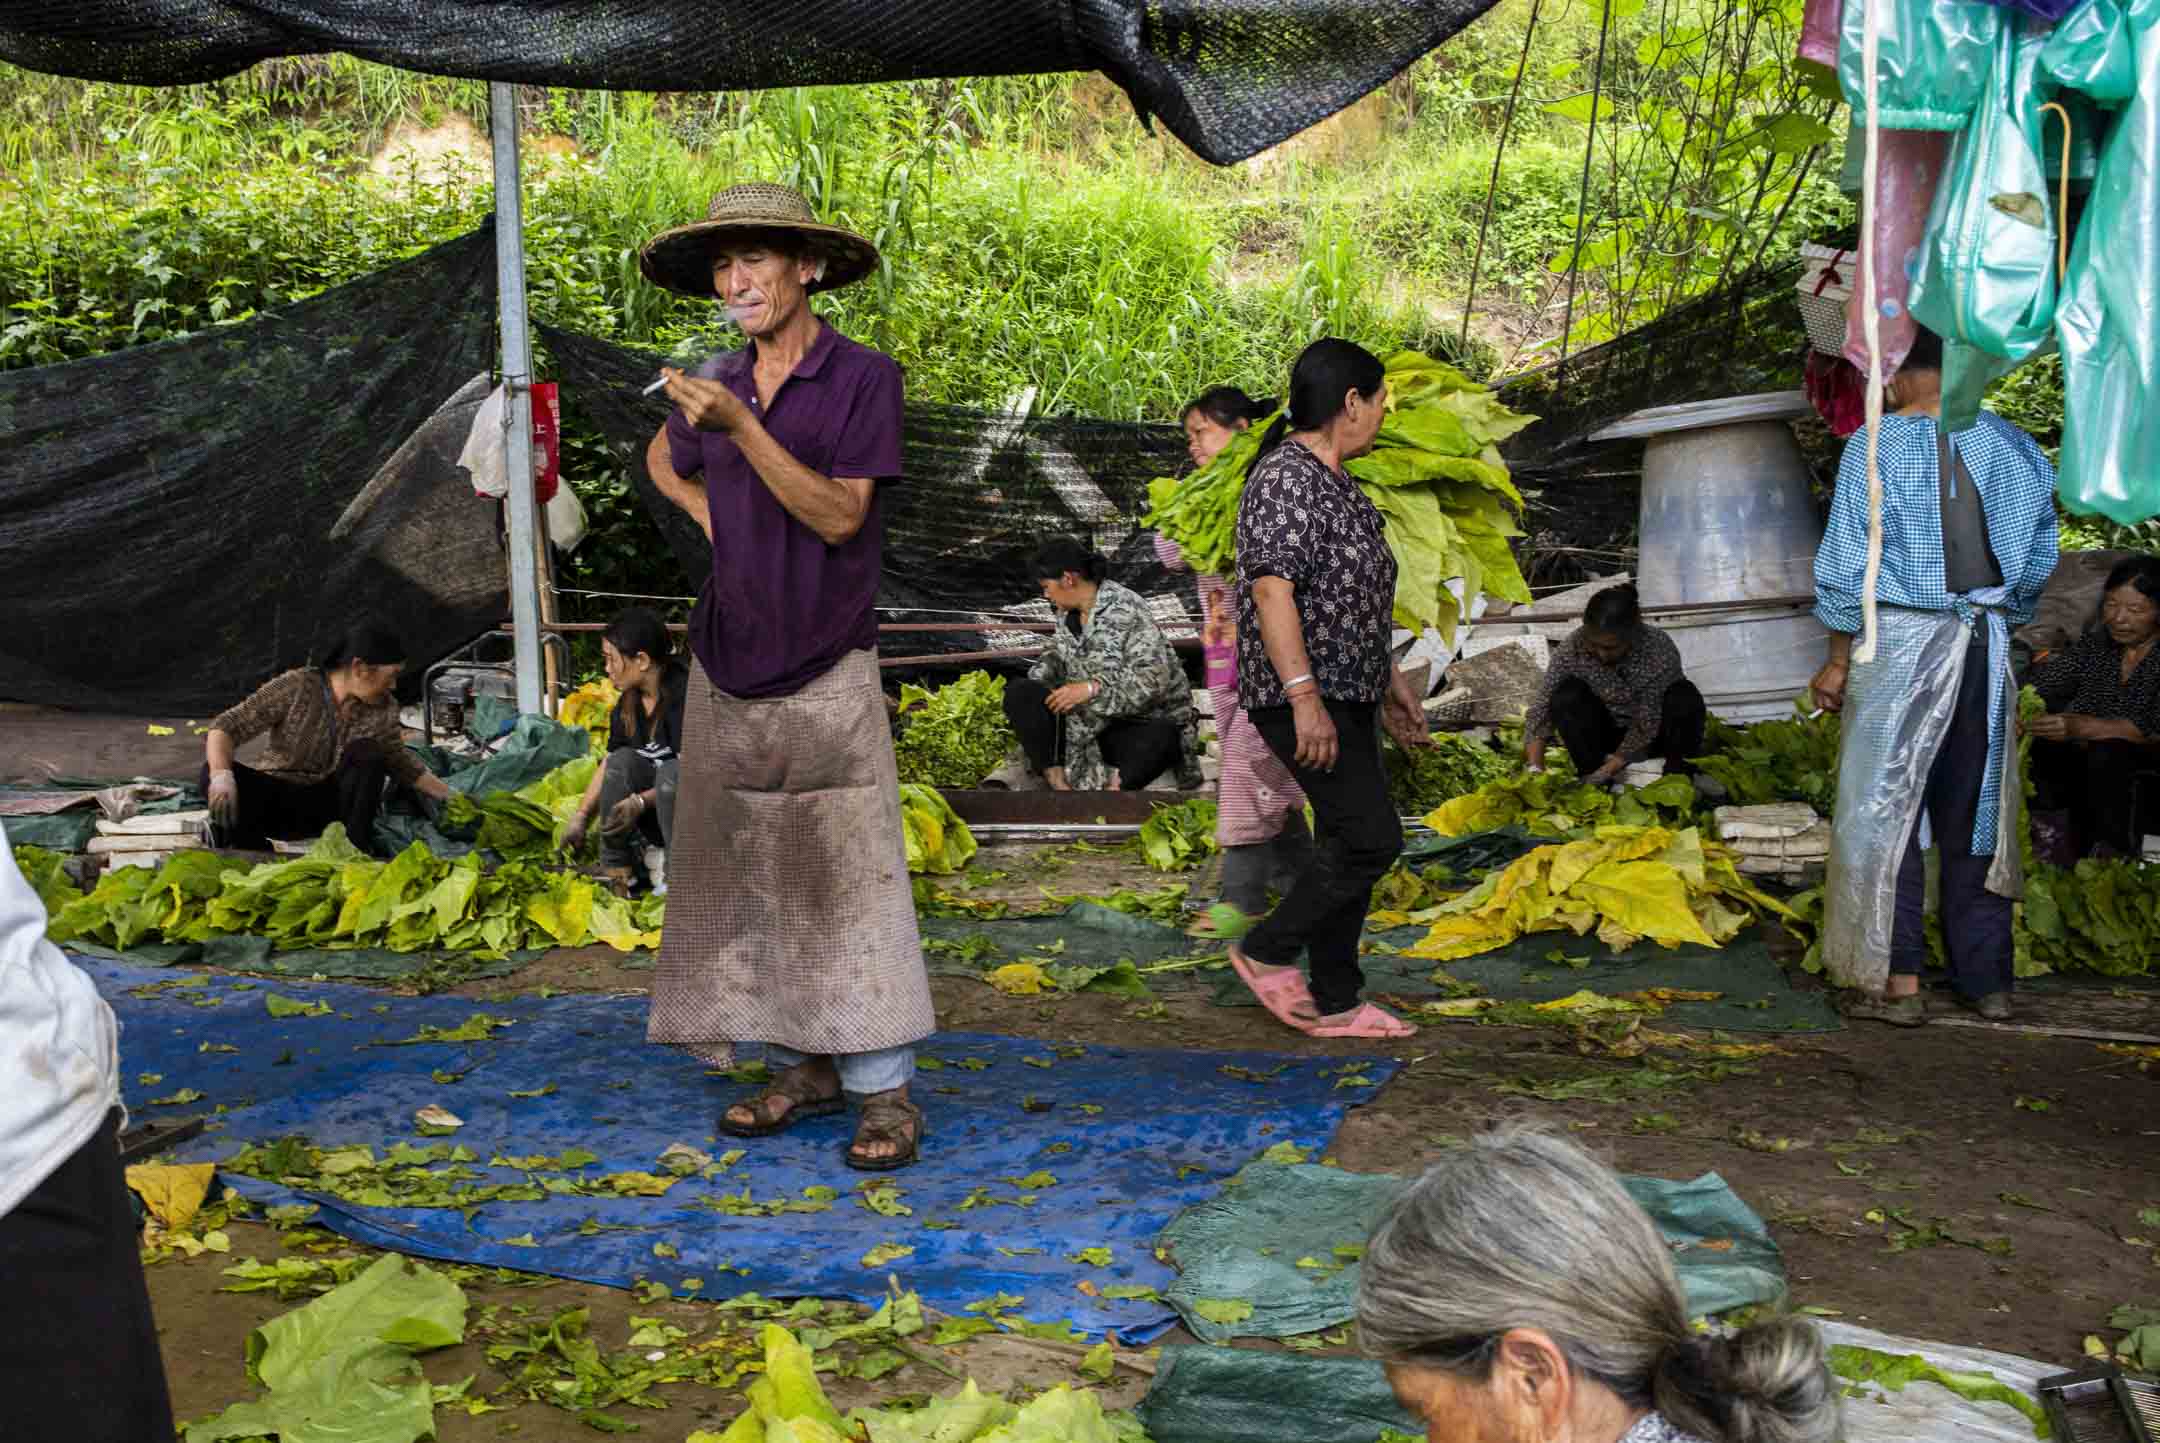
[2034,630,2160,739]
[1233,438,1398,713]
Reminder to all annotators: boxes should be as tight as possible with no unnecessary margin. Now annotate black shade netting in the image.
[1490,260,1813,588]
[0,0,1503,168]
[0,228,504,715]
[540,322,1198,658]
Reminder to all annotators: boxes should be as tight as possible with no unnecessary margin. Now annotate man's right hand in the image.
[1290,692,1338,771]
[1810,660,1849,713]
[207,769,238,824]
[1524,737,1547,774]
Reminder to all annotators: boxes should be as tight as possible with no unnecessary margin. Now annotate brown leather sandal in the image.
[845,1089,925,1173]
[716,1064,845,1138]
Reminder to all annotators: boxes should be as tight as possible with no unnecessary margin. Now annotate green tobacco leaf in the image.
[860,1243,916,1268]
[186,1256,466,1443]
[1827,1344,2047,1436]
[1190,1298,1255,1326]
[1078,1341,1115,1383]
[265,993,332,1018]
[1068,1247,1112,1266]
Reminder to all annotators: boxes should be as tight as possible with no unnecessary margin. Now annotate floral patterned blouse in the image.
[1234,438,1398,711]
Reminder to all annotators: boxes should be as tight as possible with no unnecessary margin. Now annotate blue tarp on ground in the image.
[85,956,1396,1342]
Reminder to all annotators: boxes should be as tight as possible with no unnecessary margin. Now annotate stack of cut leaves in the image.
[1384,732,1513,813]
[1693,706,1840,812]
[1400,825,1798,960]
[894,671,1017,787]
[1139,798,1219,872]
[692,1321,1147,1443]
[440,754,599,863]
[46,827,664,956]
[11,842,82,914]
[1424,771,1699,840]
[1144,351,1535,640]
[2021,858,2160,977]
[900,784,978,876]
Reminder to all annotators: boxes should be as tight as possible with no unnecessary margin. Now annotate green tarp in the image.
[1137,1349,1415,1443]
[1156,1161,1785,1343]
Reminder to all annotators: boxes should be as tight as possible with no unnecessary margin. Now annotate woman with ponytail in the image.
[1154,387,1310,929]
[1359,1127,1840,1443]
[1226,338,1431,1041]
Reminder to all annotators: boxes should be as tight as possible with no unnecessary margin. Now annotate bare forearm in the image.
[731,415,871,545]
[205,729,235,773]
[577,766,606,819]
[1825,632,1853,666]
[646,429,712,540]
[1252,579,1315,695]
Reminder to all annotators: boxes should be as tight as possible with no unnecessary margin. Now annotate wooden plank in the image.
[1930,1016,2160,1046]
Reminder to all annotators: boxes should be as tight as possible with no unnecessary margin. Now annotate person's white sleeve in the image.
[0,845,119,1219]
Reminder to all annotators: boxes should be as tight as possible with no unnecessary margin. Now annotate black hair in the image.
[603,606,674,667]
[1030,536,1108,585]
[1584,582,1642,634]
[1257,338,1387,456]
[1901,325,1944,374]
[2101,556,2160,620]
[317,620,406,672]
[1183,386,1278,430]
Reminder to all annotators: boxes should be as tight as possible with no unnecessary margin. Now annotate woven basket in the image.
[1424,684,1477,730]
[1796,242,1853,358]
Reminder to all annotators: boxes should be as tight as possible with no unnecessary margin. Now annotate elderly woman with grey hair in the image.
[1359,1129,1839,1443]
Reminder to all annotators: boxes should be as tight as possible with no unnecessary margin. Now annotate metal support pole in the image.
[490,81,545,716]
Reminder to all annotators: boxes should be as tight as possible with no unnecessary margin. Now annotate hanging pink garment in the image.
[1805,350,1868,437]
[1843,127,1952,380]
[1802,0,1843,68]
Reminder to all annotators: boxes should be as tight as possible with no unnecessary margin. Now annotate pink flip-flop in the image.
[1228,945,1319,1032]
[1305,1001,1419,1040]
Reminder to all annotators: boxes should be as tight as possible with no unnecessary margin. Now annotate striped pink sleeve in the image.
[1154,534,1190,573]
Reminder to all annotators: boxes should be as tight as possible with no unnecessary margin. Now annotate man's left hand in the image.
[1046,682,1095,715]
[664,369,754,433]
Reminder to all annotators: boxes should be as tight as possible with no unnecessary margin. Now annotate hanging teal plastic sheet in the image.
[2050,0,2160,525]
[1909,17,2063,431]
[1839,0,2001,130]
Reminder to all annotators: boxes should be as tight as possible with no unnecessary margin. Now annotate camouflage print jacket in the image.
[1028,579,1201,791]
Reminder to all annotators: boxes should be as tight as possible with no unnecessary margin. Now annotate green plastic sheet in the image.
[1155,1161,1785,1344]
[1137,1349,1415,1443]
[1838,0,2000,131]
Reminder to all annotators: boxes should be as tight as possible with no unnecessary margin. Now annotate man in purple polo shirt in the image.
[635,183,934,1172]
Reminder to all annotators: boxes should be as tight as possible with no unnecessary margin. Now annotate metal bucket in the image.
[1589,393,1828,724]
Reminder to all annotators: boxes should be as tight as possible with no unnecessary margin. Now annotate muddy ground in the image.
[122,836,2160,1440]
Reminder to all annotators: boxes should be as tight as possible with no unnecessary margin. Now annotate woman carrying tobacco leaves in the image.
[1155,386,1312,933]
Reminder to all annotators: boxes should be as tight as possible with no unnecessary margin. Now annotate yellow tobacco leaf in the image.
[1533,990,1650,1015]
[987,963,1049,996]
[1623,988,1724,1005]
[1572,860,1716,947]
[126,1161,216,1230]
[1414,997,1499,1018]
[146,724,175,736]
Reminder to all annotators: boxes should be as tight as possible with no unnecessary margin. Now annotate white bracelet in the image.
[1282,672,1314,691]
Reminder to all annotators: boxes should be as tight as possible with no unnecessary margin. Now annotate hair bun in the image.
[1653,1320,1840,1443]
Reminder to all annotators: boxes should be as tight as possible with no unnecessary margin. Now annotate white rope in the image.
[1853,0,1887,665]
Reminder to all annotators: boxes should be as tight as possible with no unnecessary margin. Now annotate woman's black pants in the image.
[1239,700,1402,1017]
[1547,676,1707,774]
[201,738,392,853]
[1002,678,1183,791]
[2030,733,2158,858]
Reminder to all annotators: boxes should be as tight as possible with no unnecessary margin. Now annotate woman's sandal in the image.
[846,1090,925,1173]
[716,1067,846,1138]
[1305,1001,1419,1040]
[1228,945,1320,1032]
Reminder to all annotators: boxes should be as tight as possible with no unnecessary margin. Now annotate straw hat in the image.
[639,183,879,298]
